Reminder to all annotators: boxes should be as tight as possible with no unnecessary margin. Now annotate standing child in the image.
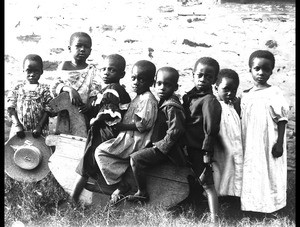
[182,57,222,223]
[240,50,289,213]
[94,60,158,205]
[6,54,53,139]
[70,54,131,203]
[213,68,243,198]
[51,32,102,135]
[127,66,186,203]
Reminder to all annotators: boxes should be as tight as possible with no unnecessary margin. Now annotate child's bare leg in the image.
[71,175,88,203]
[203,184,219,223]
[130,157,147,196]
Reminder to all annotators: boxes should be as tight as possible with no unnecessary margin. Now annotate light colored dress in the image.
[213,101,243,197]
[240,86,289,213]
[6,82,53,138]
[51,64,102,135]
[95,91,158,185]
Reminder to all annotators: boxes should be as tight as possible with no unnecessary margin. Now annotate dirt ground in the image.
[4,0,295,169]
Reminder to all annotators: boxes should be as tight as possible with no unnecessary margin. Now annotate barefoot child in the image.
[71,54,131,203]
[51,32,102,135]
[182,57,222,223]
[213,69,243,197]
[240,50,289,213]
[127,66,186,203]
[94,60,158,205]
[6,54,53,139]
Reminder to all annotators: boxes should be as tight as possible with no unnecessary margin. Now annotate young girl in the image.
[51,32,102,136]
[213,69,243,197]
[71,54,131,203]
[6,54,53,139]
[240,50,289,213]
[94,60,158,205]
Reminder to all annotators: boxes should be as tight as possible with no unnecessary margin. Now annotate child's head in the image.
[193,57,220,91]
[100,54,126,84]
[155,66,179,101]
[248,50,275,87]
[68,32,92,64]
[131,60,156,95]
[23,54,43,84]
[215,68,239,104]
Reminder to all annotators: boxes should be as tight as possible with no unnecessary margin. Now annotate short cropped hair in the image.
[23,54,43,69]
[156,66,179,84]
[194,57,220,83]
[134,60,156,83]
[106,54,126,71]
[248,50,275,69]
[69,32,92,46]
[215,68,239,87]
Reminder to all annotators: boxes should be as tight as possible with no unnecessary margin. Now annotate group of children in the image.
[6,31,289,224]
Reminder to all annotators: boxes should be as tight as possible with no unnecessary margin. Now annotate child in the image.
[94,60,158,205]
[70,54,131,203]
[127,66,186,203]
[182,57,222,223]
[213,69,243,198]
[6,54,53,139]
[51,32,102,135]
[240,50,289,213]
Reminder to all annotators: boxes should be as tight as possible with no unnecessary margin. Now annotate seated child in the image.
[127,66,186,203]
[182,57,222,223]
[94,60,158,205]
[70,54,131,203]
[6,54,53,139]
[51,32,102,135]
[213,69,243,198]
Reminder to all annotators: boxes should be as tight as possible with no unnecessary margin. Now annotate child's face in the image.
[155,70,178,101]
[131,65,152,95]
[193,63,216,91]
[100,58,125,84]
[216,77,238,104]
[69,36,92,63]
[23,59,43,84]
[250,57,273,86]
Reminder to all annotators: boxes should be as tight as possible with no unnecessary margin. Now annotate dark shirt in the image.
[182,86,222,153]
[152,95,186,153]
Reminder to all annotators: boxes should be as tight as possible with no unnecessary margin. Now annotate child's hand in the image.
[78,103,91,114]
[15,123,25,139]
[271,142,283,158]
[32,125,42,138]
[64,86,83,106]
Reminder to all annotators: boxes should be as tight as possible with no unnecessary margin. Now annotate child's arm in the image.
[60,86,83,106]
[271,120,287,158]
[113,122,138,132]
[32,111,49,138]
[7,107,25,138]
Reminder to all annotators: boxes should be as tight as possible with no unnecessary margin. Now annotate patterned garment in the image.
[95,91,158,185]
[51,64,103,135]
[240,86,289,213]
[6,82,53,138]
[213,101,243,197]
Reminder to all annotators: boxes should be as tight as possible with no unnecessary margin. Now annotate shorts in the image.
[186,147,214,186]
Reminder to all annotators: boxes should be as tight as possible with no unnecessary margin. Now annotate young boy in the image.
[127,66,186,202]
[182,57,222,223]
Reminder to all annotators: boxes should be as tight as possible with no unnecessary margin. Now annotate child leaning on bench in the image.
[182,57,222,224]
[127,66,186,203]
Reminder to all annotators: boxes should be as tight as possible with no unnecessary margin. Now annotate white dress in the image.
[213,101,243,197]
[240,86,289,213]
[95,91,158,185]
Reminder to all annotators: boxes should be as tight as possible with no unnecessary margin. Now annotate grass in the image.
[5,170,295,227]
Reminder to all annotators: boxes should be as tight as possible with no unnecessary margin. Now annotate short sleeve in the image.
[134,93,158,132]
[269,87,289,123]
